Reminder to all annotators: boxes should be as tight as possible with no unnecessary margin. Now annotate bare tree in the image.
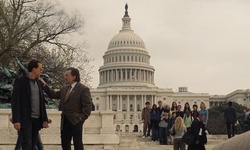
[0,0,93,86]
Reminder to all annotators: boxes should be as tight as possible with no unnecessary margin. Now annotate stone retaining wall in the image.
[0,109,119,150]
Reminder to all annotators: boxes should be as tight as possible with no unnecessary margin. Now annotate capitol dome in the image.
[108,31,146,50]
[98,4,155,88]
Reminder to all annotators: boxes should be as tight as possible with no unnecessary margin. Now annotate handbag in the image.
[170,126,176,136]
[182,131,194,145]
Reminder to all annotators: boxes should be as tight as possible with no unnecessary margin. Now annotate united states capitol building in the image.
[90,5,250,133]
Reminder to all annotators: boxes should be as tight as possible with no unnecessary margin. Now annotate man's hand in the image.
[43,121,49,128]
[14,122,21,131]
[48,119,52,124]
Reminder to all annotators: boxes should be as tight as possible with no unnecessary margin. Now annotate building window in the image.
[137,104,140,111]
[130,115,133,119]
[112,104,116,111]
[130,104,133,111]
[96,97,99,100]
[114,115,116,120]
[163,97,166,100]
[124,114,126,119]
[138,115,140,119]
[122,104,126,111]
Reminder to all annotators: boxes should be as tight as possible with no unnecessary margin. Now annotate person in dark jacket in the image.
[224,101,237,138]
[11,60,49,150]
[40,67,92,150]
[188,114,207,150]
[151,104,159,142]
[191,104,199,119]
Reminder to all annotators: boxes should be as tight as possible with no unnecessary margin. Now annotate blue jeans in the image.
[19,118,41,150]
[15,132,43,150]
[151,120,158,141]
[159,127,168,144]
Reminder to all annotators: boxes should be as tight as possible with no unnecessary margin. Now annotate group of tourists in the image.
[141,101,208,150]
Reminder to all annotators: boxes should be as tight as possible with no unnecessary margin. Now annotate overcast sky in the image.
[60,0,250,95]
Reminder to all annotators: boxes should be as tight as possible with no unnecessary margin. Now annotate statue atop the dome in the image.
[125,3,128,11]
[124,3,129,17]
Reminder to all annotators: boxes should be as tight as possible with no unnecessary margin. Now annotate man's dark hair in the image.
[28,60,41,72]
[145,101,150,105]
[193,104,198,107]
[172,112,176,115]
[228,101,233,106]
[67,67,80,82]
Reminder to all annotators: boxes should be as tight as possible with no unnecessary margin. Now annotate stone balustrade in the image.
[0,109,119,150]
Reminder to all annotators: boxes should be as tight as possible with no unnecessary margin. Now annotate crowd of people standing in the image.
[141,100,208,150]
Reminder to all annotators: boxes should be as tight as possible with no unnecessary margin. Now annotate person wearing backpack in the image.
[224,101,237,138]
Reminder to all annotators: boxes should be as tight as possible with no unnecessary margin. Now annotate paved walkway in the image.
[0,133,229,150]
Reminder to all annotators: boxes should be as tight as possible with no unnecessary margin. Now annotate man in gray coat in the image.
[224,101,237,138]
[39,67,92,150]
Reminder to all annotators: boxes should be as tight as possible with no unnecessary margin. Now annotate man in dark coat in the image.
[224,101,237,138]
[11,60,49,150]
[188,114,207,150]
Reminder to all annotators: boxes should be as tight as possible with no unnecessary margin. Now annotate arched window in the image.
[134,125,138,132]
[125,125,129,132]
[116,125,120,131]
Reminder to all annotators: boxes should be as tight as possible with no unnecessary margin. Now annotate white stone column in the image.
[120,96,123,111]
[111,70,113,82]
[134,95,137,112]
[153,95,156,104]
[106,95,109,110]
[135,69,137,81]
[110,96,112,111]
[141,95,144,110]
[127,95,129,112]
[117,95,120,111]
[140,69,142,81]
[143,70,146,82]
[116,69,118,81]
[125,69,128,81]
[99,72,101,84]
[129,69,135,81]
[107,70,110,82]
[152,73,154,83]
[103,71,105,83]
[147,71,149,82]
[121,69,123,81]
[149,72,152,83]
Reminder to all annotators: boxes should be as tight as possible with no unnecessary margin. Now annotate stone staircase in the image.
[117,133,228,150]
